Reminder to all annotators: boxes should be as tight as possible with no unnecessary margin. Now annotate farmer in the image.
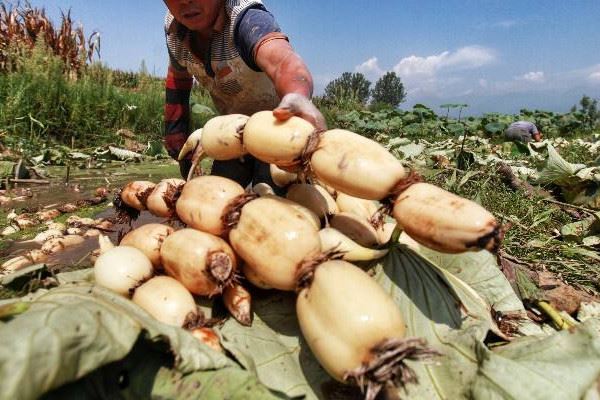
[162,0,325,187]
[504,121,542,143]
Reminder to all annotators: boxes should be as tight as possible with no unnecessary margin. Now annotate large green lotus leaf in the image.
[394,142,426,159]
[44,339,285,400]
[471,318,600,400]
[0,263,49,287]
[191,103,216,117]
[537,144,586,186]
[370,244,492,399]
[0,283,231,400]
[219,290,359,400]
[398,234,543,336]
[108,146,144,161]
[484,121,507,135]
[403,237,520,311]
[55,267,95,284]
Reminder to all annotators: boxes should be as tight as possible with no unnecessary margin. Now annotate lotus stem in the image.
[536,300,574,330]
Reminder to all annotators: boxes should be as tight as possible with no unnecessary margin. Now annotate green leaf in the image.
[0,263,48,286]
[369,244,490,399]
[560,213,600,242]
[0,284,231,400]
[191,104,216,117]
[0,161,14,178]
[108,146,144,161]
[407,239,526,316]
[471,319,600,400]
[219,291,350,400]
[530,208,555,229]
[67,151,90,160]
[561,246,600,261]
[538,145,586,186]
[583,235,600,247]
[448,123,465,136]
[395,142,426,159]
[45,340,284,400]
[55,268,95,285]
[484,122,507,135]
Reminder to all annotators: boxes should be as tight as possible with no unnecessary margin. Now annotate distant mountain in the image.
[406,87,598,117]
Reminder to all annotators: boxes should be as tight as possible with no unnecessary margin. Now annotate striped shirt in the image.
[163,0,284,159]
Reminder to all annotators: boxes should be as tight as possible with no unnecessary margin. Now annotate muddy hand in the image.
[273,93,327,132]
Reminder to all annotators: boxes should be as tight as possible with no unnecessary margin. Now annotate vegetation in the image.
[0,2,214,156]
[371,71,406,108]
[570,95,600,131]
[323,72,371,106]
[0,0,598,296]
[321,70,407,110]
[0,1,99,75]
[0,5,599,399]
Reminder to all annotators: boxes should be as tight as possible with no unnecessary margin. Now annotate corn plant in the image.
[0,1,100,75]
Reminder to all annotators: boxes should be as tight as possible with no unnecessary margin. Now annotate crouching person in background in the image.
[504,121,542,143]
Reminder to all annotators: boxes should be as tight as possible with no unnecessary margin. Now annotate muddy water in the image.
[3,162,180,210]
[2,161,183,268]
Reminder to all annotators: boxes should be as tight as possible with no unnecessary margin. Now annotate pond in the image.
[1,161,183,267]
[4,161,181,210]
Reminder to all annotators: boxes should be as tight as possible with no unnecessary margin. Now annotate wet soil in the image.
[3,162,180,209]
[1,161,182,268]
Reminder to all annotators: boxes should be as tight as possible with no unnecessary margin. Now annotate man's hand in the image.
[252,35,325,132]
[273,93,327,132]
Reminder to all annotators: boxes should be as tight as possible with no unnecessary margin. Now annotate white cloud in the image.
[355,57,384,79]
[392,46,496,79]
[393,53,447,78]
[588,67,600,84]
[444,46,497,69]
[490,20,517,29]
[517,71,546,83]
[345,50,596,113]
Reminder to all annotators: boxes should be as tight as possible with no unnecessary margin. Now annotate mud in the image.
[1,162,179,211]
[1,162,182,269]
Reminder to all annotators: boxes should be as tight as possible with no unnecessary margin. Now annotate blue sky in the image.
[25,0,600,115]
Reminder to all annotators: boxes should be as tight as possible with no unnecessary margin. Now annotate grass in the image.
[557,142,597,165]
[0,45,215,157]
[427,165,599,295]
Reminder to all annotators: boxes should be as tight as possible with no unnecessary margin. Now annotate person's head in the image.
[164,0,223,32]
[532,131,542,142]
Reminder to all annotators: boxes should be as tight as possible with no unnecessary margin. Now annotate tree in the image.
[324,72,371,105]
[575,95,599,130]
[371,71,406,108]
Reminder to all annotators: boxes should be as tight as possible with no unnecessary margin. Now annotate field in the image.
[1,3,600,399]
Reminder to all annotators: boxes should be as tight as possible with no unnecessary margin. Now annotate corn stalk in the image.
[0,1,100,75]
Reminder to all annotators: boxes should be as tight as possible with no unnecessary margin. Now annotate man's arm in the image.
[164,65,194,174]
[254,38,326,131]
